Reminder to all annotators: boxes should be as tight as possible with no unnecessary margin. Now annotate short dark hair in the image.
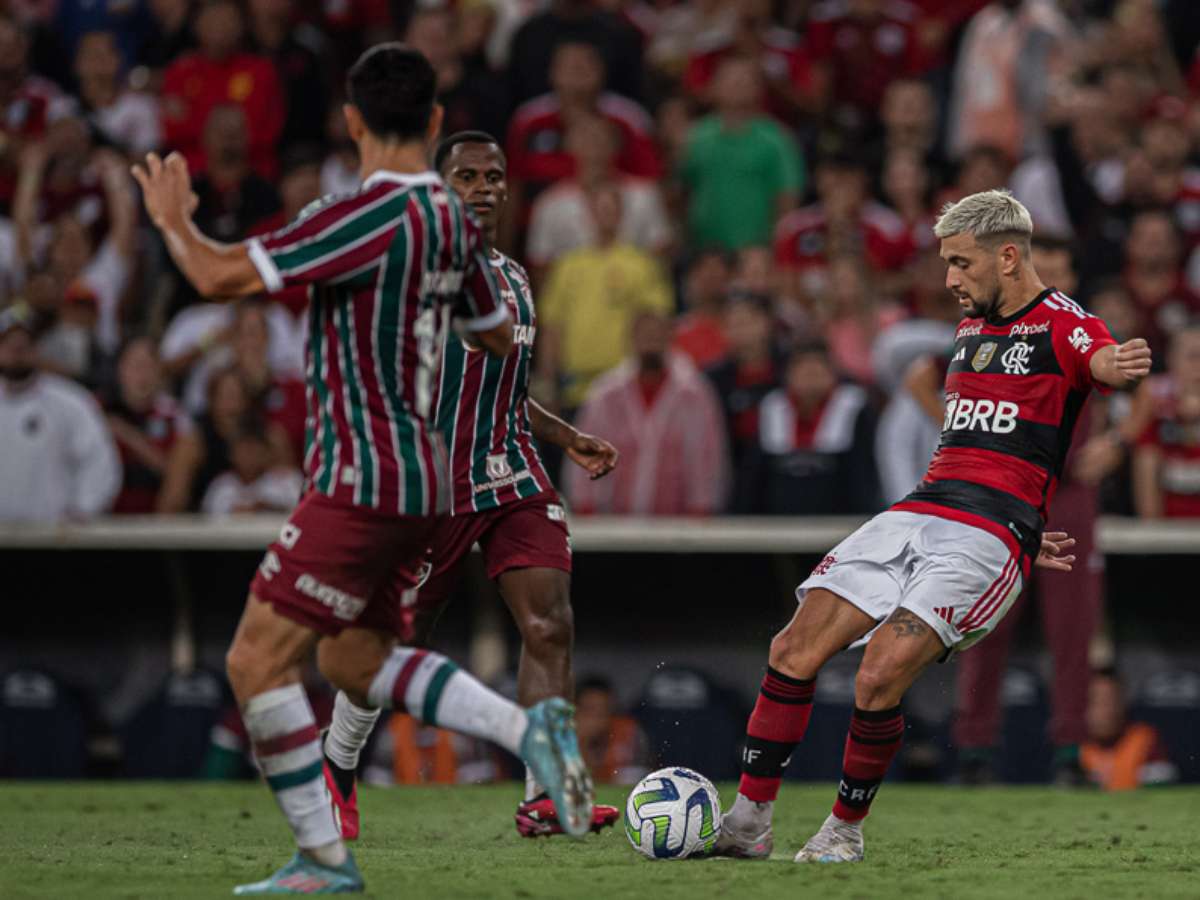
[433,130,503,174]
[345,43,436,142]
[576,675,614,697]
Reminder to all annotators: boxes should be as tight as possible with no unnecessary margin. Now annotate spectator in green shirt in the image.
[677,55,803,250]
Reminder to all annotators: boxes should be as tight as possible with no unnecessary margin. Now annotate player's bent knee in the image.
[520,598,573,655]
[854,664,904,710]
[768,628,820,679]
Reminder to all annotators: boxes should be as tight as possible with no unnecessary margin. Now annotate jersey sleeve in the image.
[246,190,400,292]
[1054,311,1118,392]
[454,226,509,332]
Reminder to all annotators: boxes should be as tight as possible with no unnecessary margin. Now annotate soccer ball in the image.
[623,767,722,860]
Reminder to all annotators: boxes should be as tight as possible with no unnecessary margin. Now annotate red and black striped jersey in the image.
[433,250,552,514]
[246,170,508,516]
[893,288,1116,561]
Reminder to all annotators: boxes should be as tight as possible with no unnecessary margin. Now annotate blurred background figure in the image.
[676,54,802,253]
[566,310,728,515]
[1133,323,1200,518]
[103,335,192,515]
[0,305,120,522]
[574,676,650,786]
[537,183,673,412]
[740,339,880,515]
[1081,669,1178,790]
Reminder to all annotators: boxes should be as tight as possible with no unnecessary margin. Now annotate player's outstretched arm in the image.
[1035,531,1076,572]
[1090,338,1152,389]
[131,152,265,299]
[528,399,618,480]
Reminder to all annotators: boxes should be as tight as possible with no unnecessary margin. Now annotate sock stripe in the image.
[254,723,320,758]
[421,659,459,726]
[763,672,811,691]
[392,649,429,708]
[265,758,325,792]
[854,710,902,724]
[760,688,814,705]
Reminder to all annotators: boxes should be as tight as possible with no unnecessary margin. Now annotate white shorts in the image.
[799,510,1024,652]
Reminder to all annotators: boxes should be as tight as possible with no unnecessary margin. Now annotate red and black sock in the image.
[832,705,905,823]
[737,667,815,802]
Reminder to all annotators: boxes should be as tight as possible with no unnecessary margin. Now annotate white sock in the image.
[524,767,545,801]
[367,648,528,756]
[243,684,345,864]
[325,691,381,771]
[729,792,774,833]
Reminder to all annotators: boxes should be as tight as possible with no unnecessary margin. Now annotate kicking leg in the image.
[319,627,594,838]
[225,594,363,895]
[796,607,945,864]
[718,589,876,858]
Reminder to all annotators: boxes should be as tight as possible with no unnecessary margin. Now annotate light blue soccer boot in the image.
[521,697,595,838]
[233,850,364,894]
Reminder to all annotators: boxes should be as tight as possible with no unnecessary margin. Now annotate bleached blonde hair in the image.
[933,189,1033,251]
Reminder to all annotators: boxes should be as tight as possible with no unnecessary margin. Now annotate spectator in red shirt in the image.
[1134,323,1200,518]
[161,0,284,180]
[1123,208,1199,364]
[682,0,820,122]
[673,249,734,369]
[807,0,926,129]
[506,40,661,208]
[773,150,915,302]
[104,335,193,514]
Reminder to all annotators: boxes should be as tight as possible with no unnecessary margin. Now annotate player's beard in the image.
[962,284,1002,320]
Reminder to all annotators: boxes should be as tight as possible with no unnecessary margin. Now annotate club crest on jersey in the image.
[971,342,998,372]
[486,454,512,480]
[1001,341,1033,375]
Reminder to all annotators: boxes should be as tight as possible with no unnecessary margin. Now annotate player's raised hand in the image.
[130,152,197,230]
[1035,531,1076,572]
[1114,338,1152,383]
[566,432,619,480]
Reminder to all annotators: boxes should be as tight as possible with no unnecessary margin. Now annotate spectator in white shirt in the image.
[201,415,302,515]
[0,306,120,522]
[526,114,673,281]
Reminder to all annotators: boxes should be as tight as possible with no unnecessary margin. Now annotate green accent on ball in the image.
[650,815,673,855]
[632,789,672,813]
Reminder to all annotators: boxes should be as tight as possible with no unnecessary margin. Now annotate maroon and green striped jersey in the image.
[434,250,553,514]
[246,170,508,516]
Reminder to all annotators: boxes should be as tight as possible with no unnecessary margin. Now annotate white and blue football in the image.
[624,767,722,860]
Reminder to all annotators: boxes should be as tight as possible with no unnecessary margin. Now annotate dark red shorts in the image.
[250,491,436,637]
[397,491,572,642]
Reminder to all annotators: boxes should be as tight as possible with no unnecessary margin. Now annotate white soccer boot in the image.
[713,795,773,859]
[794,813,864,863]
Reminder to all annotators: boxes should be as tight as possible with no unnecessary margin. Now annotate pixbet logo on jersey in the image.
[943,394,1019,434]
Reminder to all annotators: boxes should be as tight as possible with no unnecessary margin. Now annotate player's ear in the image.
[343,104,365,143]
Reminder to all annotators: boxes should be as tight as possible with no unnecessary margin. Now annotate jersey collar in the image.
[986,287,1055,328]
[360,169,442,190]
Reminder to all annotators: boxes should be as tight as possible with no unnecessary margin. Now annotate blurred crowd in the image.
[2,0,1200,522]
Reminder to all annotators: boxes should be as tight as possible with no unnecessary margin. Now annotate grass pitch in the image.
[1,782,1197,899]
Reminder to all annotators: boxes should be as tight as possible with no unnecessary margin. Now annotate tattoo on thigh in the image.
[888,609,930,638]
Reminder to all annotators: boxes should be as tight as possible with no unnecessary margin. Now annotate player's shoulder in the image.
[490,249,531,283]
